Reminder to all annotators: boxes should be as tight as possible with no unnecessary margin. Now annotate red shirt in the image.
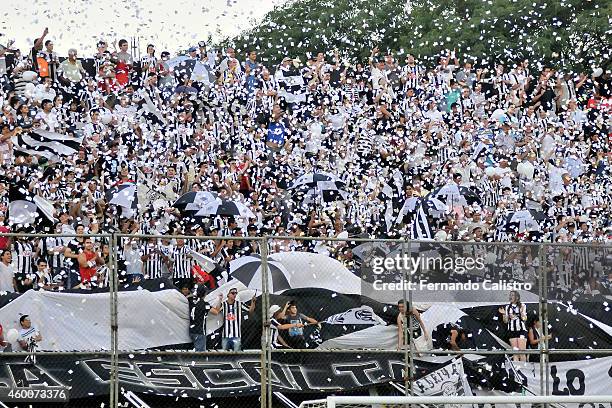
[0,226,10,251]
[79,250,98,283]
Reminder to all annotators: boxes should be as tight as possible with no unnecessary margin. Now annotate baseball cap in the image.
[188,46,197,53]
[269,305,281,318]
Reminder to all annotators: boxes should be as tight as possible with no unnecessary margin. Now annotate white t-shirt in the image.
[18,325,40,348]
[0,262,15,292]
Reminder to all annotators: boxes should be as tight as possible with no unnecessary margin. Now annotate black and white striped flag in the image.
[11,130,83,162]
[106,182,139,218]
[8,182,57,232]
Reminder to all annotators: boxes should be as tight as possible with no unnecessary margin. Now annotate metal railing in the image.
[0,232,609,407]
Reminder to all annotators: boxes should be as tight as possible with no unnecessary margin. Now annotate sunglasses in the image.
[229,291,238,295]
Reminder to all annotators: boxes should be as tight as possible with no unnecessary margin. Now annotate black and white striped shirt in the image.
[221,300,249,338]
[143,243,165,279]
[13,241,34,276]
[39,237,64,273]
[402,64,423,90]
[172,245,193,279]
[504,303,527,332]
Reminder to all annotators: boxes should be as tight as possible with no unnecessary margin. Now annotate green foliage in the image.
[221,0,611,71]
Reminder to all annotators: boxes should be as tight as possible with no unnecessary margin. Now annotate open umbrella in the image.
[428,184,481,207]
[194,199,255,219]
[289,172,348,204]
[173,191,217,213]
[230,254,291,293]
[301,181,349,204]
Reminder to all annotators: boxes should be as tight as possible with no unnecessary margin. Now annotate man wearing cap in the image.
[268,303,293,349]
[210,288,256,351]
[189,285,211,351]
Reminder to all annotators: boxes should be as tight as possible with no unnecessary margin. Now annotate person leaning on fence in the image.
[526,315,552,363]
[210,287,256,351]
[432,322,471,352]
[189,285,211,351]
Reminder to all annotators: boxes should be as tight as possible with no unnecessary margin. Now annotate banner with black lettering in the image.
[0,353,448,400]
[516,356,612,397]
[414,358,473,399]
[3,354,608,402]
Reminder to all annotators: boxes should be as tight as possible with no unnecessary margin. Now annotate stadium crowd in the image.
[0,28,610,293]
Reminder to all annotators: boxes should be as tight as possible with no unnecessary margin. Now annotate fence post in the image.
[407,239,415,396]
[260,236,271,408]
[537,243,545,399]
[542,243,550,400]
[109,233,119,408]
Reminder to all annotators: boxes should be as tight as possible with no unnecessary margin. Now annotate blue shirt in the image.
[267,121,287,145]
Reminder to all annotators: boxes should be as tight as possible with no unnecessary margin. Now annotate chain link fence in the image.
[0,232,610,407]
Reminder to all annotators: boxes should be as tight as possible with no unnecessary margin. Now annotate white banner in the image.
[0,289,190,351]
[414,358,473,402]
[516,356,612,397]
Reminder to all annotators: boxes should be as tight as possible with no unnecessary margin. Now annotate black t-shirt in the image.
[14,271,36,293]
[540,87,556,111]
[594,76,611,97]
[66,239,83,272]
[329,66,344,88]
[189,297,211,335]
[30,47,39,72]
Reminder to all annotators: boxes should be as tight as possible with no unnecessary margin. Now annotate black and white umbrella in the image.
[428,184,481,207]
[230,254,291,293]
[289,172,348,204]
[173,191,217,213]
[194,199,255,219]
[289,172,342,189]
[500,210,549,233]
[106,182,138,218]
[302,183,349,204]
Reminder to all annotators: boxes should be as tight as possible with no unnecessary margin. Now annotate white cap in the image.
[269,305,281,319]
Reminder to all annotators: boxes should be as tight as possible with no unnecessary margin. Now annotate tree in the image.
[221,0,409,67]
[221,0,611,72]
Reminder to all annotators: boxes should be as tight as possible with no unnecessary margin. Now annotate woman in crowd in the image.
[499,290,528,362]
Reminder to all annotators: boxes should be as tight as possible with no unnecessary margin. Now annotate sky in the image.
[1,0,286,57]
